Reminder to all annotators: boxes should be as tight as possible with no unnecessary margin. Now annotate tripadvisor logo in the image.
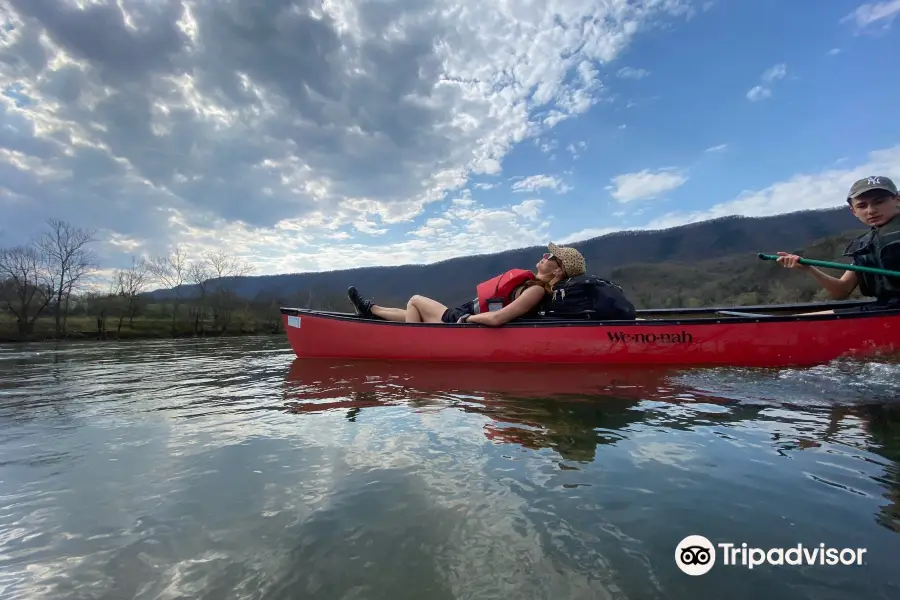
[676,535,716,576]
[674,535,867,576]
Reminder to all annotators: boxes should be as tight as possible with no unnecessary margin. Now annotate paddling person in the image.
[346,243,587,326]
[776,175,900,313]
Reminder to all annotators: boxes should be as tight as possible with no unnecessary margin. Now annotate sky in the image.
[1,0,900,278]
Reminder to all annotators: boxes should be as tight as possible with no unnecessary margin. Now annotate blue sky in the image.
[1,0,899,277]
[464,0,900,242]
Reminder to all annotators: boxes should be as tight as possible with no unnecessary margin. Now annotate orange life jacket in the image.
[476,269,535,313]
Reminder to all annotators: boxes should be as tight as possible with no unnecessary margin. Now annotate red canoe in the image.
[279,300,900,368]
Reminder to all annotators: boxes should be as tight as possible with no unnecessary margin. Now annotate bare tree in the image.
[147,245,187,333]
[206,251,255,281]
[60,256,94,333]
[94,278,122,339]
[187,258,213,334]
[206,250,255,332]
[0,245,54,334]
[38,219,97,336]
[114,257,152,330]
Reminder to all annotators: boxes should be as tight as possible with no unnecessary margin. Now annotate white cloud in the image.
[565,141,587,159]
[558,226,619,243]
[0,0,697,275]
[827,47,842,55]
[746,86,771,101]
[842,0,900,28]
[353,221,389,236]
[640,143,900,231]
[410,217,453,238]
[704,143,728,153]
[511,198,543,220]
[761,63,787,83]
[746,62,787,101]
[510,174,571,194]
[162,190,554,275]
[537,139,558,155]
[608,168,688,203]
[616,66,651,79]
[548,144,900,247]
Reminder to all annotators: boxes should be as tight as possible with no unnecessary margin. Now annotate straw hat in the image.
[547,242,586,277]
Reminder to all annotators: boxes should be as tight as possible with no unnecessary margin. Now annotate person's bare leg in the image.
[407,295,448,323]
[370,306,408,321]
[405,302,423,323]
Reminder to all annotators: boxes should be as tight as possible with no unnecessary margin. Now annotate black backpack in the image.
[541,275,636,321]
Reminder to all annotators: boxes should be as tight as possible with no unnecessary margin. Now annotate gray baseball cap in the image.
[847,175,898,199]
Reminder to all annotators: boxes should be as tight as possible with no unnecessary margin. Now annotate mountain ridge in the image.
[148,206,862,307]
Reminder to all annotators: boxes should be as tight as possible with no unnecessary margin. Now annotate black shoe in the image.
[347,286,373,316]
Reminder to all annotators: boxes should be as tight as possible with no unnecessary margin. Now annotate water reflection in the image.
[283,357,690,402]
[1,340,899,600]
[283,358,900,537]
[825,403,900,534]
[283,359,774,461]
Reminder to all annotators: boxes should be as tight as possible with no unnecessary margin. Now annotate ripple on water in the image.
[0,338,899,600]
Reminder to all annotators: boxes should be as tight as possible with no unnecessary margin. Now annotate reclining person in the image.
[346,243,582,326]
[347,243,636,326]
[776,175,900,314]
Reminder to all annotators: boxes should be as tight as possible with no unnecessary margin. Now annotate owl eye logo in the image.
[680,545,712,565]
[675,535,716,575]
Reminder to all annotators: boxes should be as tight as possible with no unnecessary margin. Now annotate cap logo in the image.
[867,177,881,185]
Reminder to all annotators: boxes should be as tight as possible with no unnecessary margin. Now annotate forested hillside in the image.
[148,206,861,309]
[611,229,864,309]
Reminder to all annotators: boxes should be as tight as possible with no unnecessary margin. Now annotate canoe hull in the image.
[279,304,900,368]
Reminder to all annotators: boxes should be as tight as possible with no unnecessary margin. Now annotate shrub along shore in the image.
[0,300,288,344]
[0,316,282,344]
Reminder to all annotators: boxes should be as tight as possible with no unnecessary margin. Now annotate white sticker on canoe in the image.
[287,315,301,328]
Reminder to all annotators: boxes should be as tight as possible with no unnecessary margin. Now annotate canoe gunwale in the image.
[633,298,872,314]
[279,299,899,328]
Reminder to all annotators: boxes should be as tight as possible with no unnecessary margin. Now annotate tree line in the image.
[0,218,270,341]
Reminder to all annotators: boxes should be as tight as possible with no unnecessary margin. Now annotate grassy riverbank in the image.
[0,315,284,344]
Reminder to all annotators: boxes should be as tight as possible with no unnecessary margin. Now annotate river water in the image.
[0,336,898,600]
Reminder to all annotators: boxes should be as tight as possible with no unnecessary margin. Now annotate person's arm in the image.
[775,252,859,299]
[463,285,545,326]
[807,268,858,299]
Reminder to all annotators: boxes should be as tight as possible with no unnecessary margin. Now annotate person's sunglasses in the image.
[542,252,562,265]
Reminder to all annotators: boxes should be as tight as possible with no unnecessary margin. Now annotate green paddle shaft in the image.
[757,253,900,278]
